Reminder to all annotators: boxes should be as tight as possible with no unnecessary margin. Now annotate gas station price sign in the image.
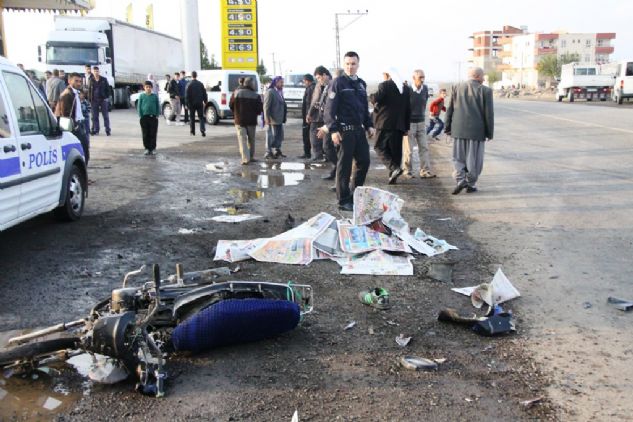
[221,0,258,70]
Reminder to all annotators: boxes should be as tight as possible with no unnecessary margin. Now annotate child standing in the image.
[426,88,447,141]
[138,80,160,155]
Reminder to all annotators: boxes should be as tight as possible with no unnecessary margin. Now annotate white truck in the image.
[38,16,184,109]
[556,62,613,102]
[609,60,633,104]
[283,73,310,116]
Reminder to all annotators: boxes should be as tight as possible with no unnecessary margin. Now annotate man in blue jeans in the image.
[89,66,111,136]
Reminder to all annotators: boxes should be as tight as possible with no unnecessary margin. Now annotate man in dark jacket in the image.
[185,71,208,136]
[229,77,263,165]
[298,74,316,160]
[89,66,111,136]
[178,70,188,123]
[445,67,494,194]
[56,73,89,164]
[372,70,410,184]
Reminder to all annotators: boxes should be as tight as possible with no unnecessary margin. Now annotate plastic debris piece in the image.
[368,326,375,335]
[231,265,241,273]
[607,297,633,311]
[344,321,357,331]
[472,313,515,336]
[395,334,412,347]
[433,358,447,364]
[582,301,592,309]
[427,262,455,283]
[520,397,543,408]
[42,397,63,410]
[399,356,438,371]
[291,409,299,422]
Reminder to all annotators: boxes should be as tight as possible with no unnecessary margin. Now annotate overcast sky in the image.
[4,0,633,83]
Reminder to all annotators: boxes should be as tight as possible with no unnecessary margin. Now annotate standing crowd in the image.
[227,51,494,211]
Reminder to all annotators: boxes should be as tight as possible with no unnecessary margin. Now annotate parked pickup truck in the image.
[556,63,613,102]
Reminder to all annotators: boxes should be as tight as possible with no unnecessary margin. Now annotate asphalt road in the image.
[432,97,633,420]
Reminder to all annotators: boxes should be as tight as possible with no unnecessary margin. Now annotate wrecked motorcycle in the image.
[0,264,313,397]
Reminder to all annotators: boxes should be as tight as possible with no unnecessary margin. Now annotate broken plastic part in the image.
[399,356,438,371]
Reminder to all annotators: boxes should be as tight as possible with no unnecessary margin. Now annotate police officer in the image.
[319,51,375,211]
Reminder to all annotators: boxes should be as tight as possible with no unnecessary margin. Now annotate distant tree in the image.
[257,59,270,84]
[209,54,220,70]
[486,70,501,86]
[200,36,211,70]
[537,52,580,80]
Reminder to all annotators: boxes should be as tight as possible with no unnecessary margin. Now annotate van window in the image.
[626,62,633,77]
[29,84,56,137]
[0,88,12,138]
[3,72,39,134]
[3,72,55,136]
[228,75,247,92]
[574,68,587,76]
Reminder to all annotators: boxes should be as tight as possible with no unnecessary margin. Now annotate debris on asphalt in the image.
[427,261,455,283]
[399,356,438,371]
[395,334,412,347]
[213,187,457,275]
[452,268,520,308]
[291,409,299,422]
[438,307,516,337]
[211,214,262,223]
[358,288,391,309]
[520,397,543,408]
[344,321,357,331]
[607,296,633,311]
[177,228,200,234]
[582,301,593,309]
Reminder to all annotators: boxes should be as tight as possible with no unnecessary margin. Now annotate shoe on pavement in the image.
[452,180,468,195]
[143,149,151,156]
[338,202,354,211]
[250,158,259,163]
[466,186,478,193]
[388,168,403,185]
[419,170,437,178]
[402,173,415,179]
[276,150,287,158]
[359,288,391,310]
[201,131,206,137]
[297,154,311,159]
[329,185,336,192]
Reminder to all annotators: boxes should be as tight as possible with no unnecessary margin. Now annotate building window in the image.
[597,39,603,47]
[561,40,566,47]
[584,54,591,62]
[586,39,591,47]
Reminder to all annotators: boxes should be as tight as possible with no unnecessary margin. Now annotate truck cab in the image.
[0,57,87,231]
[556,62,613,102]
[282,73,309,115]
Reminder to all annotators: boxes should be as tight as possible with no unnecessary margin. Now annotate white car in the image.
[0,57,87,231]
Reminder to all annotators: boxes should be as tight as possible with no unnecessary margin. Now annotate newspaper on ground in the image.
[338,221,412,254]
[249,213,335,265]
[214,238,268,262]
[335,250,414,275]
[211,187,457,275]
[414,228,458,254]
[211,214,262,223]
[452,268,521,307]
[353,187,403,226]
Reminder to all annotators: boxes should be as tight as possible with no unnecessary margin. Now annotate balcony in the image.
[496,64,512,71]
[595,46,614,54]
[536,33,558,41]
[536,47,557,55]
[499,50,513,58]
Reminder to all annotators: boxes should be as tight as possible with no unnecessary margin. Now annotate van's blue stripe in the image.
[0,157,20,177]
[61,143,84,160]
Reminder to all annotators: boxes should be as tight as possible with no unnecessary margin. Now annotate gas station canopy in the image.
[1,0,93,12]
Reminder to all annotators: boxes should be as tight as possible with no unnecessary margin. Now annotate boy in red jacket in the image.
[426,88,447,141]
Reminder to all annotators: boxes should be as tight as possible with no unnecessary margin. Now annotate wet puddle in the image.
[0,330,82,421]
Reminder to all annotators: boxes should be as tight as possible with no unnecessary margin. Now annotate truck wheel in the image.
[55,164,86,221]
[567,89,574,103]
[205,105,219,125]
[109,88,114,112]
[557,95,563,102]
[617,95,623,105]
[162,103,173,120]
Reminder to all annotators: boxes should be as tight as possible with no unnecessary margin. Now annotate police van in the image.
[0,57,87,231]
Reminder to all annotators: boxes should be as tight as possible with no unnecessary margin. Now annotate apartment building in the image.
[470,26,616,88]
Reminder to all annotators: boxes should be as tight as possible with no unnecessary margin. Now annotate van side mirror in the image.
[37,46,42,62]
[105,57,112,64]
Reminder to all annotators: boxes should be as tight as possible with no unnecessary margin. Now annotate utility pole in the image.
[334,10,368,69]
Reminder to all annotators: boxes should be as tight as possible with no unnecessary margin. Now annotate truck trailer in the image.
[39,16,184,108]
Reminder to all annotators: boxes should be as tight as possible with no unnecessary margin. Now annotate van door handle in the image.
[3,144,16,153]
[20,142,32,150]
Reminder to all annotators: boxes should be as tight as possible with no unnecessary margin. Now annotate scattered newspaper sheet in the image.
[452,268,521,306]
[353,187,403,226]
[214,239,268,263]
[413,228,458,254]
[336,250,414,275]
[249,213,335,265]
[338,221,412,254]
[211,214,262,223]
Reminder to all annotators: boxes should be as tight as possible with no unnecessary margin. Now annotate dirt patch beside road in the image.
[0,115,555,421]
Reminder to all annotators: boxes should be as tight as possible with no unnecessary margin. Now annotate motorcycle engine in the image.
[111,288,138,313]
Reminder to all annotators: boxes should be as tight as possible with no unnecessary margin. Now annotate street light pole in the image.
[334,10,368,69]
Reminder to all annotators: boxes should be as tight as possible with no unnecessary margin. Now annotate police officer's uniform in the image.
[324,74,373,208]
